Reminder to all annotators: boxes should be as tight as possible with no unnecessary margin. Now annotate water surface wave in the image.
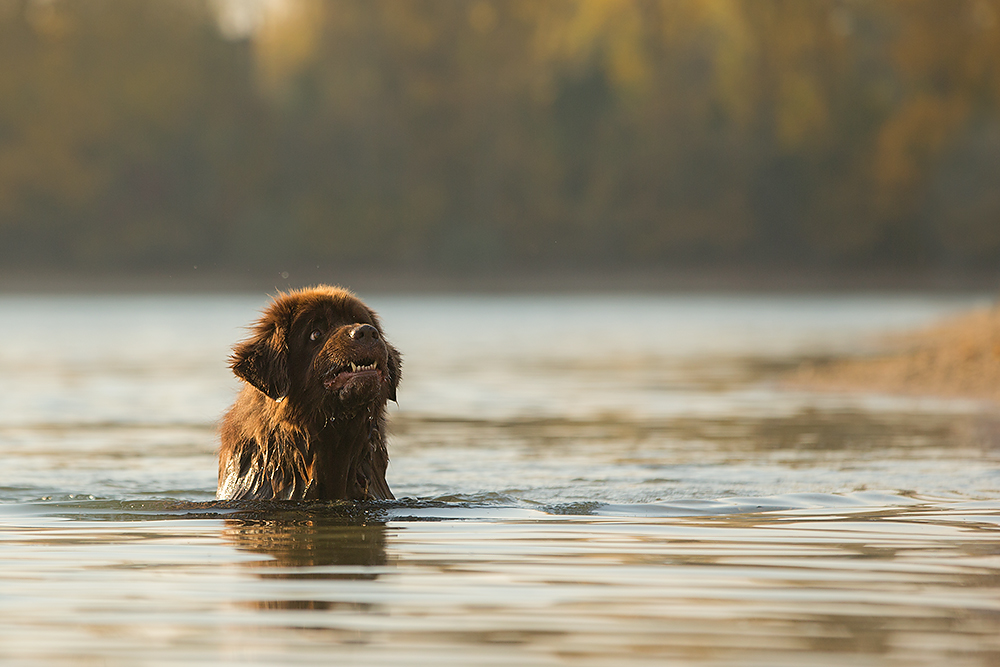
[2,294,999,666]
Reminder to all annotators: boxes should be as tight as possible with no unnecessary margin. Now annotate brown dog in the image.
[217,286,401,501]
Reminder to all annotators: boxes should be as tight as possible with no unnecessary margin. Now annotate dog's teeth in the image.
[346,362,376,373]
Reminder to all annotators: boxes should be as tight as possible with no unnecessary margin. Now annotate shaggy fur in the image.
[217,286,401,501]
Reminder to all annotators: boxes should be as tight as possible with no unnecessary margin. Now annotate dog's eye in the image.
[309,330,323,341]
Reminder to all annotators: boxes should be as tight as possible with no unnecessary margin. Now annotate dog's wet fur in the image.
[217,286,401,501]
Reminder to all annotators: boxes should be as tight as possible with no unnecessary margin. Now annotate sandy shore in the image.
[791,305,1000,404]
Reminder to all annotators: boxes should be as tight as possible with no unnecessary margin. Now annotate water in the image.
[2,293,999,666]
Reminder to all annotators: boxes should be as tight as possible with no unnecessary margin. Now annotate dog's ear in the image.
[385,342,402,403]
[231,319,290,402]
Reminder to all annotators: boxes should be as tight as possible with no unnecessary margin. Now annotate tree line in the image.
[1,0,999,278]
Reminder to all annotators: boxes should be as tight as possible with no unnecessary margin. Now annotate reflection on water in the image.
[225,512,389,611]
[1,293,999,665]
[2,497,999,666]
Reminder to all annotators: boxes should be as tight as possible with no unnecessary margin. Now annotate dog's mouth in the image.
[322,359,384,392]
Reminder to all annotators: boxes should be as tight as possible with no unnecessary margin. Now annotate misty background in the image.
[1,0,999,290]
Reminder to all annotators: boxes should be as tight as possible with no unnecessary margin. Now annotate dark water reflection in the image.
[225,514,389,612]
[225,516,388,572]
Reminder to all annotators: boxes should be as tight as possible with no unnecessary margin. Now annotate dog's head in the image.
[230,286,401,416]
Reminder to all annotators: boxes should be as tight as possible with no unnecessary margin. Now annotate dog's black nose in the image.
[348,323,379,341]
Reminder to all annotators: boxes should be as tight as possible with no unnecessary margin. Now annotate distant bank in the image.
[792,305,1000,405]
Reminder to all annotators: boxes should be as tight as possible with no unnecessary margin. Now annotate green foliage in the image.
[1,0,999,275]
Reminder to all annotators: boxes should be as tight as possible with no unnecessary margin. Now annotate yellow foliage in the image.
[3,0,1000,269]
[534,0,649,87]
[468,1,497,34]
[253,0,325,94]
[777,72,828,149]
[704,0,756,127]
[874,95,969,205]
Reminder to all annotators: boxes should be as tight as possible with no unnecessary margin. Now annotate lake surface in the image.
[2,292,999,666]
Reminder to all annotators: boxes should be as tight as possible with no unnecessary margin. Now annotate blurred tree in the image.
[1,0,999,278]
[0,0,264,269]
[877,0,1000,266]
